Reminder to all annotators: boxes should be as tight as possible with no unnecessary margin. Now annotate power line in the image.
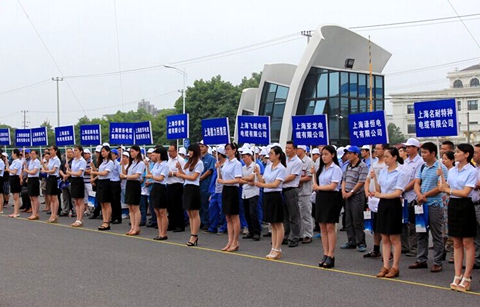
[447,0,480,51]
[387,57,480,77]
[0,79,50,96]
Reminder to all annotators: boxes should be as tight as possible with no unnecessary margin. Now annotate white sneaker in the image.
[242,227,249,235]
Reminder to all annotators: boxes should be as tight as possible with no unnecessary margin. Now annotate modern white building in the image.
[390,64,480,143]
[235,25,392,146]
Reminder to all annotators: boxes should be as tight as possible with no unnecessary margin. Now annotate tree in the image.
[238,72,262,91]
[387,123,406,145]
[40,120,55,148]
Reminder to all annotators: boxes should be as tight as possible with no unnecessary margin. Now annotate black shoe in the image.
[139,222,146,227]
[154,225,158,229]
[339,227,346,232]
[263,232,272,237]
[363,250,382,258]
[243,234,254,239]
[323,256,335,268]
[288,240,299,248]
[59,212,68,217]
[201,225,209,231]
[146,223,157,228]
[89,215,98,220]
[318,255,328,267]
[252,234,260,241]
[173,228,185,233]
[302,237,312,244]
[111,220,122,224]
[282,238,289,245]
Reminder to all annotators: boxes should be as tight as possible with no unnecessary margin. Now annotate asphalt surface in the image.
[1,204,480,307]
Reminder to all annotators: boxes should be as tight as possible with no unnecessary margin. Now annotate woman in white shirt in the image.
[67,146,87,227]
[175,143,204,246]
[255,146,287,260]
[24,149,41,220]
[91,145,114,231]
[42,146,62,223]
[121,145,145,236]
[6,149,22,218]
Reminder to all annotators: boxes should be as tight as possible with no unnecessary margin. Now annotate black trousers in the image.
[110,181,122,222]
[167,183,184,230]
[243,196,261,236]
[21,181,31,210]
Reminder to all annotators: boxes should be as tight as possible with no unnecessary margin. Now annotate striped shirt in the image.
[415,160,448,206]
[342,160,368,194]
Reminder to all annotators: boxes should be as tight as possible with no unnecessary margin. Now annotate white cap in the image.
[147,148,155,154]
[102,143,110,147]
[95,145,102,153]
[312,148,321,155]
[403,138,420,147]
[199,140,205,145]
[297,145,307,151]
[260,148,268,156]
[241,148,253,156]
[337,146,346,158]
[179,147,187,155]
[2,152,7,157]
[208,146,212,154]
[361,145,370,150]
[216,145,226,156]
[122,152,129,157]
[84,149,91,154]
[253,147,260,154]
[117,145,125,150]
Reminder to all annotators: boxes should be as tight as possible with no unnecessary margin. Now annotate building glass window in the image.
[329,72,339,97]
[468,100,478,111]
[340,72,349,96]
[317,73,328,97]
[457,101,462,111]
[358,74,367,98]
[453,80,463,88]
[471,78,480,87]
[407,105,415,114]
[242,110,254,115]
[259,82,289,143]
[407,124,416,134]
[349,73,358,97]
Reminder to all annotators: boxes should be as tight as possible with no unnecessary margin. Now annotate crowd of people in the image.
[1,138,480,292]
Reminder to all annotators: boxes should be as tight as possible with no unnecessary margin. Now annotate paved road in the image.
[1,206,479,307]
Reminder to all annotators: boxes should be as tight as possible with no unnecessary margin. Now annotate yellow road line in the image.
[2,214,480,296]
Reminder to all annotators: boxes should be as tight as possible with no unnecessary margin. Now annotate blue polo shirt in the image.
[415,160,448,206]
[200,153,216,191]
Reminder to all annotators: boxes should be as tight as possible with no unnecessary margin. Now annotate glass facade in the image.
[258,82,289,142]
[297,67,385,145]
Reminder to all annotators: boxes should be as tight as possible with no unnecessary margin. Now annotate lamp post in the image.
[163,65,187,114]
[52,77,64,127]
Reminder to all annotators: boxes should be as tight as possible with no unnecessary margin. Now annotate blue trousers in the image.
[140,195,148,224]
[208,193,226,232]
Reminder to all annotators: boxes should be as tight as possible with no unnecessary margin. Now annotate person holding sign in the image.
[174,144,204,246]
[42,146,62,223]
[312,145,343,268]
[255,146,287,260]
[438,144,477,292]
[371,147,408,278]
[66,146,87,227]
[218,142,242,252]
[6,149,22,218]
[121,145,146,236]
[24,149,41,220]
[90,145,114,231]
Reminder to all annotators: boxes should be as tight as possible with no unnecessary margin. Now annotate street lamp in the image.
[52,77,64,126]
[163,65,187,114]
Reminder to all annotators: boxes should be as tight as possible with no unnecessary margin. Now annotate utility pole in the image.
[21,110,29,129]
[467,111,470,143]
[301,30,312,44]
[52,77,64,127]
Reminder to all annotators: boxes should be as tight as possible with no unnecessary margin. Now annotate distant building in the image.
[138,99,160,116]
[390,64,480,143]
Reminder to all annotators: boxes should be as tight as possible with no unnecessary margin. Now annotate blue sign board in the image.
[414,99,458,137]
[134,121,153,145]
[202,117,230,145]
[110,123,135,145]
[184,138,190,149]
[237,115,270,145]
[55,125,75,146]
[80,124,102,145]
[15,129,31,147]
[349,110,388,146]
[0,128,11,146]
[166,113,189,140]
[31,127,48,147]
[292,114,329,146]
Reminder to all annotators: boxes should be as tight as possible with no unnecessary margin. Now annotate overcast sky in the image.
[1,0,479,128]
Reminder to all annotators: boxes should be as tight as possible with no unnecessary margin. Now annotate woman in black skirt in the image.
[370,147,408,279]
[67,145,87,227]
[6,149,22,218]
[255,146,287,260]
[217,142,242,252]
[91,145,114,231]
[0,151,5,213]
[175,144,204,246]
[24,149,41,220]
[439,143,477,292]
[312,145,343,268]
[146,146,170,240]
[120,145,145,236]
[43,146,62,223]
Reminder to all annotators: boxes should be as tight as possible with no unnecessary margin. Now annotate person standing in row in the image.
[83,149,93,217]
[255,146,286,260]
[439,143,477,292]
[372,147,408,279]
[0,151,4,214]
[312,145,343,268]
[146,147,170,240]
[240,149,261,241]
[296,145,314,244]
[59,148,73,216]
[167,143,186,232]
[91,145,114,231]
[175,144,204,246]
[6,149,22,218]
[121,145,145,236]
[43,146,61,223]
[67,145,86,227]
[199,141,215,231]
[24,149,41,220]
[110,149,122,224]
[218,142,242,252]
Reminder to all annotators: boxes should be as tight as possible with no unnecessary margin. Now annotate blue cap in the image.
[346,146,361,155]
[140,148,145,155]
[111,149,119,155]
[24,149,31,153]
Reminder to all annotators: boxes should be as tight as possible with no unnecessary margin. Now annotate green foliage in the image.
[387,123,406,145]
[39,120,55,148]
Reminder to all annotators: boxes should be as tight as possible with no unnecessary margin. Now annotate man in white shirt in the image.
[283,141,303,247]
[296,145,314,244]
[167,143,186,232]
